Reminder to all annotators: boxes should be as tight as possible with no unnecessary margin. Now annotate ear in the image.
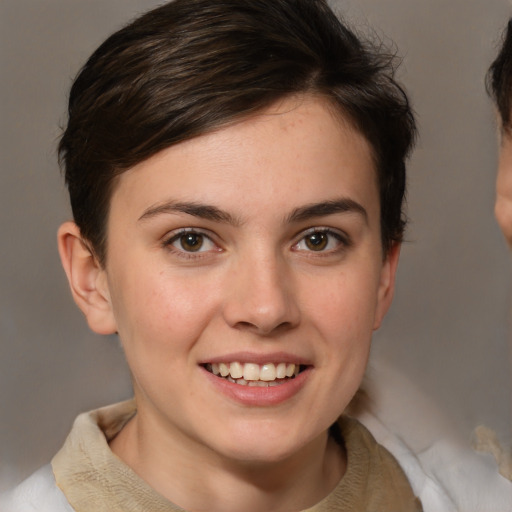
[373,242,401,330]
[57,221,117,335]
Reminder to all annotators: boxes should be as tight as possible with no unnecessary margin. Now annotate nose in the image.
[222,253,300,336]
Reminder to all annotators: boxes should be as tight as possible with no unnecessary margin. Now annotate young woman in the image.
[1,1,420,510]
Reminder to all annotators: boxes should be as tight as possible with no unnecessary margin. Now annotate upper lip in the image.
[199,351,312,366]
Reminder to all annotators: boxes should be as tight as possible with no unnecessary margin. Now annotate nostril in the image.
[232,319,296,336]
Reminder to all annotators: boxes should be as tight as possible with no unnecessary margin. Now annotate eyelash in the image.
[162,228,220,259]
[161,227,351,259]
[292,227,351,255]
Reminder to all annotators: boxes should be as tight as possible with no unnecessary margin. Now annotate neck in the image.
[110,407,345,512]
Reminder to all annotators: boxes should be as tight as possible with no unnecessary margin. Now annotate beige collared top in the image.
[52,400,422,512]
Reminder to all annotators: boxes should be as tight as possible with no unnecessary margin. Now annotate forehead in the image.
[109,95,379,222]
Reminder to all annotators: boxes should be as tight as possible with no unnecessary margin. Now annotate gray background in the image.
[1,0,511,489]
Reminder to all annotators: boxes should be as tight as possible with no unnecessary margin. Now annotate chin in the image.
[206,421,315,465]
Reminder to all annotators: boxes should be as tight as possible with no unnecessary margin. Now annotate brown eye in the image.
[292,229,347,254]
[305,232,328,251]
[179,233,204,252]
[165,229,219,256]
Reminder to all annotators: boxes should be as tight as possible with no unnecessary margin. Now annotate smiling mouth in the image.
[203,362,306,387]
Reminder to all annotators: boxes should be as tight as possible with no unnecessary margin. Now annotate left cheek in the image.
[316,275,379,334]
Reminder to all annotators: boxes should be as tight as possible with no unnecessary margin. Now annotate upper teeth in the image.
[210,362,299,381]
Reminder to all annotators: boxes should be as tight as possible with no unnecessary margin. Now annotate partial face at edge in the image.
[497,130,512,246]
[66,95,400,464]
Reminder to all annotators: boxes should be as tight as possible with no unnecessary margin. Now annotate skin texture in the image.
[496,132,512,247]
[58,95,400,512]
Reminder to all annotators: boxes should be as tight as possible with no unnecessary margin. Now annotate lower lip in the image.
[200,366,311,406]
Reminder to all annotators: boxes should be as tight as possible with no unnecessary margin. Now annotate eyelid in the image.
[292,226,352,252]
[162,227,222,256]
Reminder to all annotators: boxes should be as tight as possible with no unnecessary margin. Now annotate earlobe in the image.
[373,242,401,331]
[57,222,117,335]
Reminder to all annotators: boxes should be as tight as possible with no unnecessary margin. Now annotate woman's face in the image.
[90,95,398,464]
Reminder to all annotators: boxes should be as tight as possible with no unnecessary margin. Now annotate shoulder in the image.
[357,359,512,512]
[0,465,74,512]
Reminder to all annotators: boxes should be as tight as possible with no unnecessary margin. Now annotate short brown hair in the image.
[59,0,416,264]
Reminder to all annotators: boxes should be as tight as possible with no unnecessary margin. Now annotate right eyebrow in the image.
[138,200,241,226]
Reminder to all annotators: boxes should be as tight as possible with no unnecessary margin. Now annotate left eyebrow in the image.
[287,198,368,224]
